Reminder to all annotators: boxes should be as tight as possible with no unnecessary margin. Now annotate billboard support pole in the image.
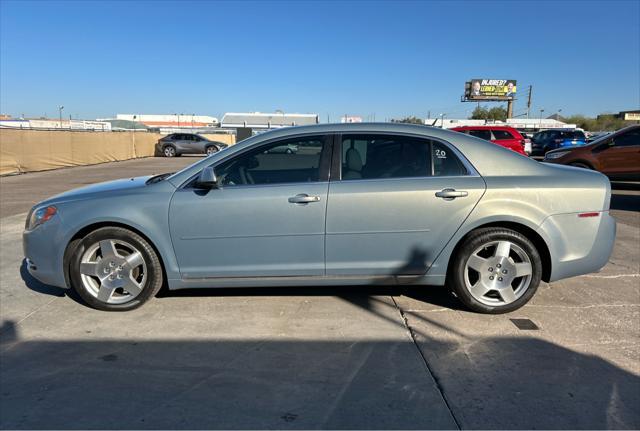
[507,99,513,119]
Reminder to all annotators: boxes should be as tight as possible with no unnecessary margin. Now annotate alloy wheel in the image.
[79,239,147,304]
[463,240,533,306]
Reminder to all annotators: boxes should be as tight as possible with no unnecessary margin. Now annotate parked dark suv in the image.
[530,129,587,156]
[156,133,228,157]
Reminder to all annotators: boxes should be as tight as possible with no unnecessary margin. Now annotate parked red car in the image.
[450,126,527,155]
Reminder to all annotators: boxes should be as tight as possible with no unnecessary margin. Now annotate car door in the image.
[325,133,486,276]
[169,134,331,279]
[596,128,640,176]
[171,134,187,153]
[181,134,198,154]
[191,135,207,154]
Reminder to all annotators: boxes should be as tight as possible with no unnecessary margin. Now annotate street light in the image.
[58,105,64,129]
[539,109,545,130]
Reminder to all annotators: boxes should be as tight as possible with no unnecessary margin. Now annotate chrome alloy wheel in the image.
[79,239,147,304]
[206,146,217,155]
[463,240,533,306]
[164,146,176,157]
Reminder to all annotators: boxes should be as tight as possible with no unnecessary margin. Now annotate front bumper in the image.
[23,215,68,289]
[538,211,616,282]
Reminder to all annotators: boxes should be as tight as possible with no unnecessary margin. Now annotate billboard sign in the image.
[465,79,517,101]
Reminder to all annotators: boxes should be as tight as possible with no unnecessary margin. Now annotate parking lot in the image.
[0,156,638,429]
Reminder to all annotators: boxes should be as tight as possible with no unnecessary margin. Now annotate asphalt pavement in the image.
[1,157,638,429]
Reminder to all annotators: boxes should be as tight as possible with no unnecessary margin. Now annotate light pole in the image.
[539,109,545,130]
[58,105,64,129]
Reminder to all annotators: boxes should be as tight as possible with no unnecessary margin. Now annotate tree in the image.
[562,114,630,131]
[470,105,507,121]
[391,116,424,124]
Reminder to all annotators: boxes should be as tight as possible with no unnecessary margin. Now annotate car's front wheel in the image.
[69,227,164,311]
[205,146,218,156]
[449,228,542,314]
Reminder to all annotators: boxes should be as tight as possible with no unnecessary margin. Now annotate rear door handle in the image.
[435,188,468,200]
[288,194,321,204]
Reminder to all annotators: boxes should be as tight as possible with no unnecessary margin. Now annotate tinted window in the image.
[558,130,586,140]
[215,136,326,186]
[468,130,492,140]
[432,142,467,176]
[492,130,515,140]
[614,129,640,147]
[341,135,431,180]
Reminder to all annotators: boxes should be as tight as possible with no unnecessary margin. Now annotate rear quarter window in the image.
[492,130,515,140]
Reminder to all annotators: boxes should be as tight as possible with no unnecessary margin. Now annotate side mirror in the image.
[196,166,218,188]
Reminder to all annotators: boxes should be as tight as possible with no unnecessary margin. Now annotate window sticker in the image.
[435,148,447,159]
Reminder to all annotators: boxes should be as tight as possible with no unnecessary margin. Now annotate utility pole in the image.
[58,105,64,129]
[526,85,533,119]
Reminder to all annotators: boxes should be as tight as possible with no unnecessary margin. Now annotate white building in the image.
[220,112,319,129]
[115,114,219,128]
[426,117,576,131]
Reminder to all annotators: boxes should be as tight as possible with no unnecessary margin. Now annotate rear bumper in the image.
[538,211,616,282]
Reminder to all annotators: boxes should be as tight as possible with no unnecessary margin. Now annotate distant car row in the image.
[544,125,640,180]
[452,125,639,180]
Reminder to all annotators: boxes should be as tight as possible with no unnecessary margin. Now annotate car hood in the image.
[40,175,155,206]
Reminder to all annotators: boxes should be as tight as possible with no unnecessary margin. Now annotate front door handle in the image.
[435,188,468,200]
[288,194,321,204]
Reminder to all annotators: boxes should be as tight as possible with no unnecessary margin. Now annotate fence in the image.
[0,129,158,175]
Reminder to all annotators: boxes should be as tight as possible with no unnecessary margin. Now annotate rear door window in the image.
[467,130,492,141]
[341,134,431,180]
[614,129,640,147]
[559,131,586,140]
[492,130,514,140]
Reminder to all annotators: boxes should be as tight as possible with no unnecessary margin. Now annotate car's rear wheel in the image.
[70,227,163,311]
[205,146,218,156]
[163,146,176,157]
[449,228,542,314]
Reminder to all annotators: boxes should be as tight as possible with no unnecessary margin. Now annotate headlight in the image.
[26,205,57,230]
[544,151,570,160]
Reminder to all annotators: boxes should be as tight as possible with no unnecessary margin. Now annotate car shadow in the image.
[1,316,638,429]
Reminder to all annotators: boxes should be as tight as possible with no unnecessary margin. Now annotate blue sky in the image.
[1,0,638,121]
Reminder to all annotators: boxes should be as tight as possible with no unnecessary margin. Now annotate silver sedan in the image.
[23,123,615,313]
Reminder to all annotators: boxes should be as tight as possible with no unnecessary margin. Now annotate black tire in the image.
[570,162,592,170]
[69,227,164,311]
[205,146,218,156]
[448,227,542,314]
[163,145,176,157]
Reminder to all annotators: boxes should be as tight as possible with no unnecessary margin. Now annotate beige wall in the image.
[0,129,235,176]
[199,134,236,145]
